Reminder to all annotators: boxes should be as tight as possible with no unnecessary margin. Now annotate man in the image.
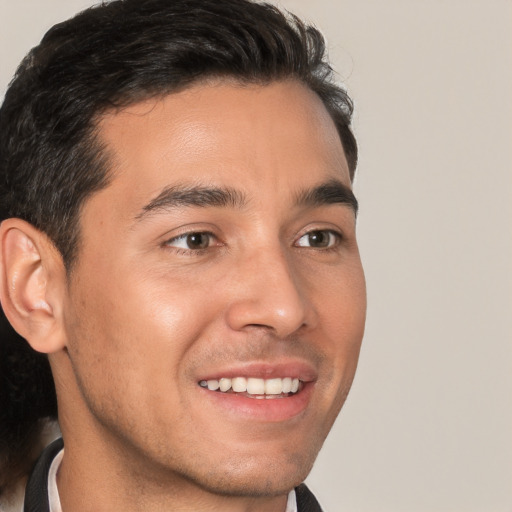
[0,0,366,510]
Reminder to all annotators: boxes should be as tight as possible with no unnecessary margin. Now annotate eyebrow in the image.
[135,184,247,220]
[135,178,358,222]
[294,179,359,216]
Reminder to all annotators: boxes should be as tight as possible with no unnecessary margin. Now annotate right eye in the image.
[164,232,216,251]
[295,229,341,249]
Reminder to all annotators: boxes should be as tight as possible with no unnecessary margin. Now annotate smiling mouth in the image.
[199,377,302,399]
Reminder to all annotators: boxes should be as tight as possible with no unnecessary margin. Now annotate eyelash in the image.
[295,229,342,251]
[163,231,219,256]
[163,228,343,256]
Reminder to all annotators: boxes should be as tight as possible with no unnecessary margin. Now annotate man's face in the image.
[58,80,366,496]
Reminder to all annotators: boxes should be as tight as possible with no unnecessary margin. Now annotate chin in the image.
[190,471,307,499]
[178,448,318,498]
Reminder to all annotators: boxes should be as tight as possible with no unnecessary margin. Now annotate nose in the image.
[225,246,315,338]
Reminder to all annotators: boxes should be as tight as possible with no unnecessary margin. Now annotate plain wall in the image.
[1,1,511,511]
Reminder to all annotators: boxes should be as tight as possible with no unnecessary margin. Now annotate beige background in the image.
[1,1,511,511]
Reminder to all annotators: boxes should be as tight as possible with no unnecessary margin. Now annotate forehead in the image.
[93,80,351,216]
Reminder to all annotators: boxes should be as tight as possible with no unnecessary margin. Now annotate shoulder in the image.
[23,438,63,512]
[0,423,61,512]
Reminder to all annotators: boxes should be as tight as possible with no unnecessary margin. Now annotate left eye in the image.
[165,232,215,250]
[296,230,339,248]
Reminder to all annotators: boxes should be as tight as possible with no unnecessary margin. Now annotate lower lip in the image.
[198,382,314,422]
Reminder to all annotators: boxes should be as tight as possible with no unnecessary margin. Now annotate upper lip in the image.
[196,359,318,383]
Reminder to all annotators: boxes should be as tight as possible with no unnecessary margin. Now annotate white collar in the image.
[286,489,298,512]
[47,447,63,512]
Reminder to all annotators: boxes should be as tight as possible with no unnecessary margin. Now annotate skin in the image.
[1,79,366,511]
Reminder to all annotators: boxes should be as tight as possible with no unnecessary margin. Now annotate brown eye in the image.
[296,230,338,248]
[185,233,210,249]
[166,232,214,250]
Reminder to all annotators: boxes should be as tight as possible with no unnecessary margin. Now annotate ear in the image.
[0,219,67,353]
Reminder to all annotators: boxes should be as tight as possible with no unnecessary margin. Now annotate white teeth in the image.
[265,378,282,395]
[200,376,302,395]
[282,377,292,393]
[231,377,247,392]
[207,379,219,391]
[247,378,265,394]
[219,378,232,392]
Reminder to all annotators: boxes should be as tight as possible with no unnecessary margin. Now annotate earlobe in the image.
[0,219,67,354]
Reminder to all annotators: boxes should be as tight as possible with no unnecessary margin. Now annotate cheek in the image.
[62,268,226,451]
[64,261,220,400]
[312,261,366,400]
[312,257,366,343]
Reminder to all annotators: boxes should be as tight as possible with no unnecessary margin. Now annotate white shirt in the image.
[47,448,63,512]
[47,449,297,512]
